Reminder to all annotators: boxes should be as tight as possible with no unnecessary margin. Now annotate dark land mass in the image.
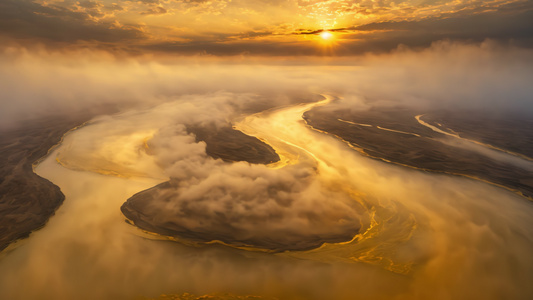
[303,106,533,199]
[0,115,94,251]
[422,111,533,159]
[121,123,357,251]
[187,125,279,164]
[121,181,357,252]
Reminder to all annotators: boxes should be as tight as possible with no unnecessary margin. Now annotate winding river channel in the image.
[1,95,532,300]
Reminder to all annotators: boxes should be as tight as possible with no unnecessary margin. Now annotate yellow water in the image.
[0,96,532,300]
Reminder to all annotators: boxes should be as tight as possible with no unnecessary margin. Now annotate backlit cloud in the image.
[0,0,531,55]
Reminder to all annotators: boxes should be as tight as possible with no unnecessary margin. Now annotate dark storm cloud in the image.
[0,0,144,44]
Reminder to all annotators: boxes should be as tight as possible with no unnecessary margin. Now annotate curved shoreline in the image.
[0,117,93,252]
[3,96,533,300]
[303,105,533,201]
[120,94,367,253]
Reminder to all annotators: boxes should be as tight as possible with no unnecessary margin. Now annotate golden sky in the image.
[0,0,532,55]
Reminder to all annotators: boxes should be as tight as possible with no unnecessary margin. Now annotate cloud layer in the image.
[0,0,532,55]
[1,39,533,130]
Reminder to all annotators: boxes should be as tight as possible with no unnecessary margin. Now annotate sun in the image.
[320,31,333,40]
[315,29,337,54]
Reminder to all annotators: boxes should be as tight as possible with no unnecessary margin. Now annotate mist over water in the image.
[2,40,533,130]
[1,41,533,299]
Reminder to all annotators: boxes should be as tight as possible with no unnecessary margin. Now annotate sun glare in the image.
[320,31,333,40]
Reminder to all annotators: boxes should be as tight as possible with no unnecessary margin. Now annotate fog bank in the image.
[1,40,533,130]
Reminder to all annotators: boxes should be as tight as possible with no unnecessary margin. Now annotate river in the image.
[0,95,532,300]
